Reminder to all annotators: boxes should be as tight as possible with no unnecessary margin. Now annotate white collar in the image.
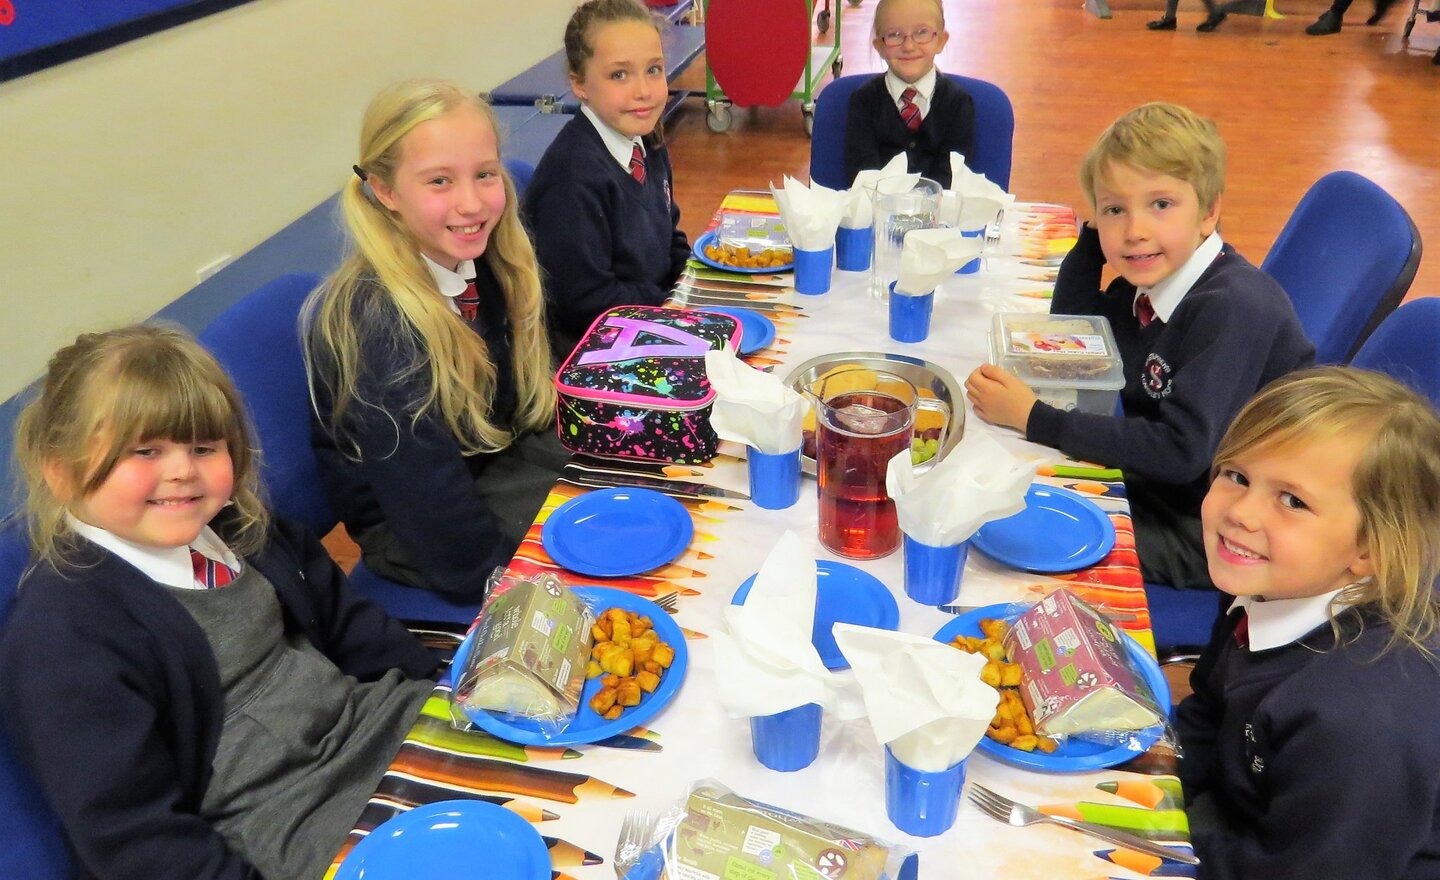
[1135,231,1222,323]
[580,105,644,172]
[1230,589,1350,652]
[422,254,475,298]
[885,67,938,107]
[66,514,241,591]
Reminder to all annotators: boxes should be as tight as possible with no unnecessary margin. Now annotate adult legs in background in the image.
[1307,0,1398,33]
[1147,0,1221,30]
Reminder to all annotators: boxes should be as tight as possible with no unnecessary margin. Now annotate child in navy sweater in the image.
[1175,367,1440,878]
[966,102,1313,590]
[523,0,691,354]
[843,0,975,188]
[0,325,440,880]
[305,79,563,602]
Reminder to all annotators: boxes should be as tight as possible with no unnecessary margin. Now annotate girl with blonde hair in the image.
[0,324,439,879]
[1176,365,1440,877]
[305,78,562,601]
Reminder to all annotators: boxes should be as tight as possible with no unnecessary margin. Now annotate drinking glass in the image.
[870,177,942,300]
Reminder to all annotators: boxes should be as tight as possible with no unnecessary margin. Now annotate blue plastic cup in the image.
[793,246,834,295]
[748,445,802,510]
[903,535,968,605]
[835,225,874,272]
[887,281,934,344]
[957,227,983,274]
[884,747,967,837]
[750,703,822,771]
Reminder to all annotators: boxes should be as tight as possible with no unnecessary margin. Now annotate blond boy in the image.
[966,103,1314,589]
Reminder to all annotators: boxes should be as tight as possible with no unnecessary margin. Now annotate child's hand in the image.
[965,364,1038,432]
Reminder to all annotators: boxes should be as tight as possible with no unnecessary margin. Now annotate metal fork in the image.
[983,209,1005,271]
[967,783,1199,865]
[652,589,680,613]
[614,810,652,880]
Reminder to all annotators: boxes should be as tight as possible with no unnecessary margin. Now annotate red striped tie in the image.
[191,549,235,589]
[1233,610,1250,648]
[629,143,646,184]
[899,87,922,132]
[457,281,479,323]
[1135,292,1156,328]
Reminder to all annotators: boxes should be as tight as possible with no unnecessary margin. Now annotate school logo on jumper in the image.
[1142,353,1173,399]
[664,178,672,210]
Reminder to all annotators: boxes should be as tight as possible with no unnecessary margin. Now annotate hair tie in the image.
[352,164,369,182]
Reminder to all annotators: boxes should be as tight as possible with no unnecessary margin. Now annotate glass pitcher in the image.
[803,367,947,559]
[869,177,943,300]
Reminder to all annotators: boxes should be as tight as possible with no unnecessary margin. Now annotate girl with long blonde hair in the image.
[304,79,562,600]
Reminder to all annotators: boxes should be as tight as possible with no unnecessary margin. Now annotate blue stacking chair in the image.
[1350,296,1440,406]
[0,518,76,880]
[1262,171,1422,365]
[199,274,482,625]
[505,158,536,198]
[809,73,1015,192]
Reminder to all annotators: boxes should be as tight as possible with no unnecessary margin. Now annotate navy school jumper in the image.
[522,112,690,354]
[0,510,440,880]
[843,73,976,190]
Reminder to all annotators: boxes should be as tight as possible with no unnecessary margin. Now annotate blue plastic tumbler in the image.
[793,246,835,295]
[903,535,968,605]
[884,747,968,837]
[748,445,802,510]
[887,281,935,343]
[957,227,983,274]
[751,703,822,771]
[835,225,874,272]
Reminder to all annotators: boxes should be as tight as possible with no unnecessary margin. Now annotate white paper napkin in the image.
[704,350,806,455]
[769,176,848,251]
[885,428,1048,546]
[832,624,1000,771]
[842,153,914,229]
[945,153,1016,230]
[894,227,984,296]
[712,532,838,718]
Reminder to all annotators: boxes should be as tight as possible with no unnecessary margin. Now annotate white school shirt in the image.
[67,514,242,590]
[1229,588,1351,652]
[1134,232,1223,324]
[422,254,476,317]
[581,104,645,171]
[885,67,938,121]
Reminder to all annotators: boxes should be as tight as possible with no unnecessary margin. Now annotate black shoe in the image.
[1306,9,1343,33]
[1196,10,1227,30]
[1364,0,1396,25]
[1147,14,1178,28]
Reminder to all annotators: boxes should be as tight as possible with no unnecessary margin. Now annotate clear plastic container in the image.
[717,213,790,250]
[989,313,1125,415]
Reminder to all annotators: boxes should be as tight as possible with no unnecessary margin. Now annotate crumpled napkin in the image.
[885,428,1046,546]
[704,349,806,455]
[712,532,840,718]
[832,624,1000,771]
[894,227,983,295]
[940,152,1017,229]
[841,153,915,229]
[770,176,848,251]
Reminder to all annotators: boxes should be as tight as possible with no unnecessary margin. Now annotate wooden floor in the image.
[665,0,1440,300]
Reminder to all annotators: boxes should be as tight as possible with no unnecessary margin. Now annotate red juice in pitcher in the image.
[815,390,915,559]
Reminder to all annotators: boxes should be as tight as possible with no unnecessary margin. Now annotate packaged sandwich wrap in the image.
[614,780,917,880]
[452,571,595,736]
[1001,589,1166,742]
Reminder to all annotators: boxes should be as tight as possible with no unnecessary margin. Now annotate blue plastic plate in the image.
[542,488,693,577]
[971,485,1116,573]
[933,604,1169,772]
[453,587,689,746]
[334,799,550,880]
[731,560,899,670]
[692,230,795,274]
[697,306,777,356]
